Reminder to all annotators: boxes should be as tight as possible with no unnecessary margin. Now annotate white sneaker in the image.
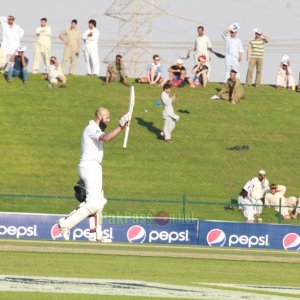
[210,95,220,100]
[89,232,112,243]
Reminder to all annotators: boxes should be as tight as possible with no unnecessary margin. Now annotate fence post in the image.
[278,198,282,224]
[182,193,186,221]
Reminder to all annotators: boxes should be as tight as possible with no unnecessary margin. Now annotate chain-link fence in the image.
[0,193,299,225]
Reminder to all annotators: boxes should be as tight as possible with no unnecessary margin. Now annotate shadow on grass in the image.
[135,117,161,138]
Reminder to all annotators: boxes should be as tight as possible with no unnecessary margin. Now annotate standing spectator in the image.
[0,44,6,73]
[82,19,100,76]
[245,28,269,87]
[59,19,81,75]
[243,170,270,223]
[168,59,186,87]
[32,18,52,74]
[58,108,131,241]
[187,54,209,87]
[160,83,180,143]
[104,54,129,86]
[47,56,66,88]
[222,23,243,82]
[0,15,24,65]
[136,54,167,87]
[237,189,255,223]
[218,69,245,104]
[6,46,29,84]
[193,25,212,78]
[276,54,295,89]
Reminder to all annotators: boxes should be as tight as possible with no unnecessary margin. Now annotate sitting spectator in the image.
[47,56,66,88]
[297,73,300,92]
[265,184,300,219]
[0,43,6,73]
[243,170,269,223]
[136,54,167,87]
[168,59,186,88]
[237,189,255,223]
[218,69,245,104]
[276,54,295,89]
[6,46,29,84]
[104,54,130,86]
[187,54,208,87]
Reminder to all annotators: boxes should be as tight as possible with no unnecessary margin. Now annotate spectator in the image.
[276,54,295,89]
[187,54,208,87]
[47,56,66,88]
[136,54,167,87]
[6,46,29,84]
[32,18,52,74]
[59,19,81,75]
[297,73,300,92]
[82,19,100,76]
[218,69,245,104]
[104,54,130,86]
[237,189,255,223]
[243,170,270,223]
[0,44,6,73]
[168,58,186,88]
[0,15,24,65]
[245,28,269,87]
[222,22,243,82]
[160,82,180,143]
[193,25,212,78]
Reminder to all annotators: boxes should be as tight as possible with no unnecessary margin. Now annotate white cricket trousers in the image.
[225,57,240,82]
[163,117,176,140]
[78,161,106,212]
[83,46,99,75]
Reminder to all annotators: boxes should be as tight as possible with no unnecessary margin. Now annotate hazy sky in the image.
[1,0,300,83]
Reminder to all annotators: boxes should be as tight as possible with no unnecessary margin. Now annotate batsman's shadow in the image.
[135,117,161,138]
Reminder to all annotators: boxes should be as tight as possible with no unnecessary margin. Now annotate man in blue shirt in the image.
[7,45,29,83]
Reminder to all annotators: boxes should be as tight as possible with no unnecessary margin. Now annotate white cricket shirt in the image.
[79,120,104,164]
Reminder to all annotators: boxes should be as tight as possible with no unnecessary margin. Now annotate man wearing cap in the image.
[218,69,244,104]
[245,29,269,87]
[222,23,244,82]
[276,54,295,89]
[32,18,52,74]
[0,15,24,64]
[168,59,186,87]
[193,26,212,78]
[243,170,270,223]
[6,46,29,83]
[59,19,81,75]
[104,54,130,86]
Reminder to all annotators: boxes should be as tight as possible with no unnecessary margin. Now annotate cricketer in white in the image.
[58,107,131,242]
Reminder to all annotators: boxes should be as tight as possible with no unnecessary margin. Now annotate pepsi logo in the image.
[282,233,300,251]
[207,229,226,247]
[51,224,62,240]
[127,225,146,243]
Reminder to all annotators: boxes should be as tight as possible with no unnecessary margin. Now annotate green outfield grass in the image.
[0,240,299,299]
[0,74,300,222]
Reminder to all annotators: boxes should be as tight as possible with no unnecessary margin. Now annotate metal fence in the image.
[0,193,299,225]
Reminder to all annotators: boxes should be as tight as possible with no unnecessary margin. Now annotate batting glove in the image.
[119,112,131,129]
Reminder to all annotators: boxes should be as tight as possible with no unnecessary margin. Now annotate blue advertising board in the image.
[198,220,300,251]
[0,212,198,245]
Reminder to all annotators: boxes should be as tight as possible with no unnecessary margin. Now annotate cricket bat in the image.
[123,86,135,149]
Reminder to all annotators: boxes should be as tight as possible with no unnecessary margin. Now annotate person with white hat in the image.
[6,45,29,84]
[168,58,187,87]
[245,28,269,87]
[276,54,295,89]
[222,22,244,82]
[243,170,270,223]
